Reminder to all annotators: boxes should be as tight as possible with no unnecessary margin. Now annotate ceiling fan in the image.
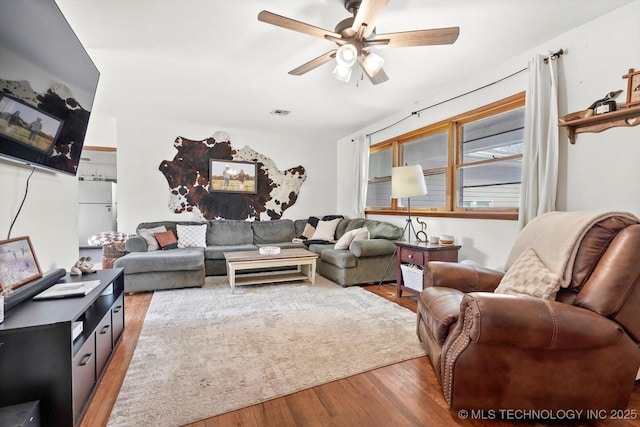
[258,0,459,85]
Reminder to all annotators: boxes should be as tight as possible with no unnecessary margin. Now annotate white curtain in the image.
[519,54,559,228]
[353,134,369,218]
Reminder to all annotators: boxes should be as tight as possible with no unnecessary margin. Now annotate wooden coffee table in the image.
[224,248,319,294]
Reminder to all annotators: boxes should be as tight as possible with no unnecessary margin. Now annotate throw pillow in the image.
[351,227,370,243]
[494,247,563,300]
[334,228,361,250]
[310,218,341,242]
[177,224,207,248]
[334,227,369,250]
[301,216,320,239]
[138,226,166,251]
[154,230,178,250]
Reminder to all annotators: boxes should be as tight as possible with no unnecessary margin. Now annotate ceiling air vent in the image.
[270,109,291,116]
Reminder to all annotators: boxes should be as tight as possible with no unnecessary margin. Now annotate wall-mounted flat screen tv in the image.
[0,0,99,176]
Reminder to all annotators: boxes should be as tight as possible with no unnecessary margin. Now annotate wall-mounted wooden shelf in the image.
[558,107,640,144]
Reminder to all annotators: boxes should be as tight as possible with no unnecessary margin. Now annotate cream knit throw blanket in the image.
[506,211,639,287]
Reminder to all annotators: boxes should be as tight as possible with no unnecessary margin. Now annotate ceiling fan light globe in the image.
[336,44,358,67]
[362,51,385,76]
[333,64,353,82]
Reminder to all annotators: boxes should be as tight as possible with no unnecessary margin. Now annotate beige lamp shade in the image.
[391,164,427,199]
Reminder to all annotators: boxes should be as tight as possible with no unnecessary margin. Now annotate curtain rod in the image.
[364,68,526,138]
[362,48,565,139]
[544,48,564,63]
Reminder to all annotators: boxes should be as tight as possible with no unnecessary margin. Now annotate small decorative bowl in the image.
[439,235,455,245]
[259,246,281,255]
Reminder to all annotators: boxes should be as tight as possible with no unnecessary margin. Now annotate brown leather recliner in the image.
[417,212,640,412]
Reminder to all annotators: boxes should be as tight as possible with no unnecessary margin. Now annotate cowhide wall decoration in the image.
[159,134,307,220]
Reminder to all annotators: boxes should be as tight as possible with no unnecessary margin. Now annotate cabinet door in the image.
[96,311,113,377]
[72,333,96,421]
[111,294,125,344]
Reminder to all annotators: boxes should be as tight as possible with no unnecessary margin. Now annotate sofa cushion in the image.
[495,247,562,300]
[207,220,253,245]
[363,220,403,240]
[205,244,258,260]
[252,219,295,244]
[294,219,309,238]
[116,248,204,274]
[321,249,357,268]
[338,218,403,240]
[177,224,207,248]
[307,243,335,255]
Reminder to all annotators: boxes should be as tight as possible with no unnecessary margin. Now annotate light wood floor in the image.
[81,284,640,427]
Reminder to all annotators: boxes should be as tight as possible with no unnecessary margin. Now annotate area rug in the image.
[107,276,426,426]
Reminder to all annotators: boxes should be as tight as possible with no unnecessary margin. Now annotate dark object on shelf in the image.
[593,99,617,115]
[590,90,622,115]
[559,90,622,123]
[4,268,66,312]
[587,90,622,110]
[0,401,40,426]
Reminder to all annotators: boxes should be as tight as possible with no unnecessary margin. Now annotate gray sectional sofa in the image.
[114,217,403,293]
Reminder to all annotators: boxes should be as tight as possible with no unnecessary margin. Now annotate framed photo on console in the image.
[209,159,257,194]
[0,236,42,293]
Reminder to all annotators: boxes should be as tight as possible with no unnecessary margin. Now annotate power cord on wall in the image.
[7,166,36,240]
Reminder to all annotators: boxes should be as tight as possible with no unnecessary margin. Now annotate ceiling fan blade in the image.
[351,0,389,39]
[374,27,460,48]
[258,10,342,40]
[289,50,337,75]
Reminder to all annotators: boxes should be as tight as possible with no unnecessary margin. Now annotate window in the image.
[399,126,449,210]
[366,92,525,219]
[456,105,525,211]
[366,144,392,208]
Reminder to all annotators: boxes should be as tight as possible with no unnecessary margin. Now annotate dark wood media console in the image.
[0,268,125,426]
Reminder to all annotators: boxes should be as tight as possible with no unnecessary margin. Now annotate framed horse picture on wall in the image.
[209,159,258,194]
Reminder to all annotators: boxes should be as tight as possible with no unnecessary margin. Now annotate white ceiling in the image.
[55,0,633,141]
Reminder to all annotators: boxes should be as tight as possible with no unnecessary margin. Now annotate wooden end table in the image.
[395,241,460,297]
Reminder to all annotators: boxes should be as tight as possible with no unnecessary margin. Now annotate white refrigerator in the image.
[78,181,117,247]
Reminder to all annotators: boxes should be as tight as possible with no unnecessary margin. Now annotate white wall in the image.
[0,161,79,271]
[338,1,640,270]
